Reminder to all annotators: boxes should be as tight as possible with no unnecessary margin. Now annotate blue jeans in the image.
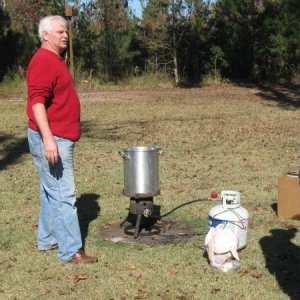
[27,128,82,262]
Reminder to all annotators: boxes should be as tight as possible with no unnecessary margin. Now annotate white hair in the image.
[38,15,67,41]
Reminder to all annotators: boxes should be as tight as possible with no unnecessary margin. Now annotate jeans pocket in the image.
[28,128,43,158]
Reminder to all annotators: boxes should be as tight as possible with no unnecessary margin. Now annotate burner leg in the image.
[119,218,127,227]
[133,214,142,239]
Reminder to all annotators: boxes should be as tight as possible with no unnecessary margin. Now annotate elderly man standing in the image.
[26,15,97,264]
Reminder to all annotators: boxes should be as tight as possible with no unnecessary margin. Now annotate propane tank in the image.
[208,190,249,249]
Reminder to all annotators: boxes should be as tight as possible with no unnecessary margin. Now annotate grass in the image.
[1,83,300,299]
[121,72,174,89]
[0,71,175,97]
[74,72,174,93]
[0,73,27,99]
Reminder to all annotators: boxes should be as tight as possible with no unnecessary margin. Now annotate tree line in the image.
[0,0,299,85]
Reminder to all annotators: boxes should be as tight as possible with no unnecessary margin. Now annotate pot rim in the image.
[122,146,161,152]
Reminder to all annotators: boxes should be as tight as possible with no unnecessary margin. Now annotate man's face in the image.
[43,20,68,54]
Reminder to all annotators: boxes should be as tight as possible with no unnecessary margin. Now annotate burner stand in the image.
[121,197,161,239]
[123,224,160,237]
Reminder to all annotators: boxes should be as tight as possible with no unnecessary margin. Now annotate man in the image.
[26,15,97,264]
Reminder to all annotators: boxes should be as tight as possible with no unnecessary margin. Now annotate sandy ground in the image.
[1,83,299,104]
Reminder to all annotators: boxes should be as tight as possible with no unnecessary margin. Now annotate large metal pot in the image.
[119,146,162,198]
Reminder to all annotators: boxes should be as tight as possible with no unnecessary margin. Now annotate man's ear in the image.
[42,31,48,41]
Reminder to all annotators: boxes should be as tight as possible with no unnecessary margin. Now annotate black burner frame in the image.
[121,197,161,239]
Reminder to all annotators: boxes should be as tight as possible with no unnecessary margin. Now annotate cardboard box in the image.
[278,174,300,219]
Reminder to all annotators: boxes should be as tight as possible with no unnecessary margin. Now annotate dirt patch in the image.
[99,218,205,246]
[2,84,299,105]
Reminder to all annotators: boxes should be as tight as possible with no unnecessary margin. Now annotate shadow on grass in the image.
[81,120,125,141]
[81,117,207,142]
[238,82,300,109]
[0,134,29,171]
[76,193,101,249]
[260,228,300,300]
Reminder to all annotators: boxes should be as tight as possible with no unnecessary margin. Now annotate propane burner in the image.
[118,146,162,239]
[121,197,161,239]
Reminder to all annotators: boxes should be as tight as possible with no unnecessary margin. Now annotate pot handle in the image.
[118,150,130,159]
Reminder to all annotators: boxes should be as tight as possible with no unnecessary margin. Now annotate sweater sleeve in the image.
[27,57,56,106]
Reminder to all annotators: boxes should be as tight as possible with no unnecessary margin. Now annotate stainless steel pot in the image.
[119,146,162,198]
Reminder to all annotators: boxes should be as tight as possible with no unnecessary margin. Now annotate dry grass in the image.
[1,83,300,299]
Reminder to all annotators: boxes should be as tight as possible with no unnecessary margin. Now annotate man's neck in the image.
[41,42,61,56]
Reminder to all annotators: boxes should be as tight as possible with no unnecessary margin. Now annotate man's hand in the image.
[32,103,59,164]
[43,136,59,164]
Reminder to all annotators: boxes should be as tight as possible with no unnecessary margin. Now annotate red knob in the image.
[210,192,219,199]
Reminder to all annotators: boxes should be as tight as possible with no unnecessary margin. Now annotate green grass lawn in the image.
[0,84,300,299]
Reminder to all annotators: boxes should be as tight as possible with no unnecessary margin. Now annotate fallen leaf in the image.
[136,273,143,280]
[110,237,124,243]
[177,232,188,236]
[58,290,67,295]
[134,289,147,299]
[128,264,137,270]
[282,224,298,230]
[251,272,263,279]
[233,292,243,299]
[239,269,249,277]
[68,273,88,283]
[170,269,179,276]
[211,288,221,294]
[40,288,51,295]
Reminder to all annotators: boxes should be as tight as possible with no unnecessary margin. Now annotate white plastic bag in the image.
[204,223,240,272]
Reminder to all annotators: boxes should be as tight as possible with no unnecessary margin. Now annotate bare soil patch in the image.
[99,218,203,245]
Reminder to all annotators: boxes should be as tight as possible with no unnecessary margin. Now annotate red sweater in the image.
[26,48,80,141]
